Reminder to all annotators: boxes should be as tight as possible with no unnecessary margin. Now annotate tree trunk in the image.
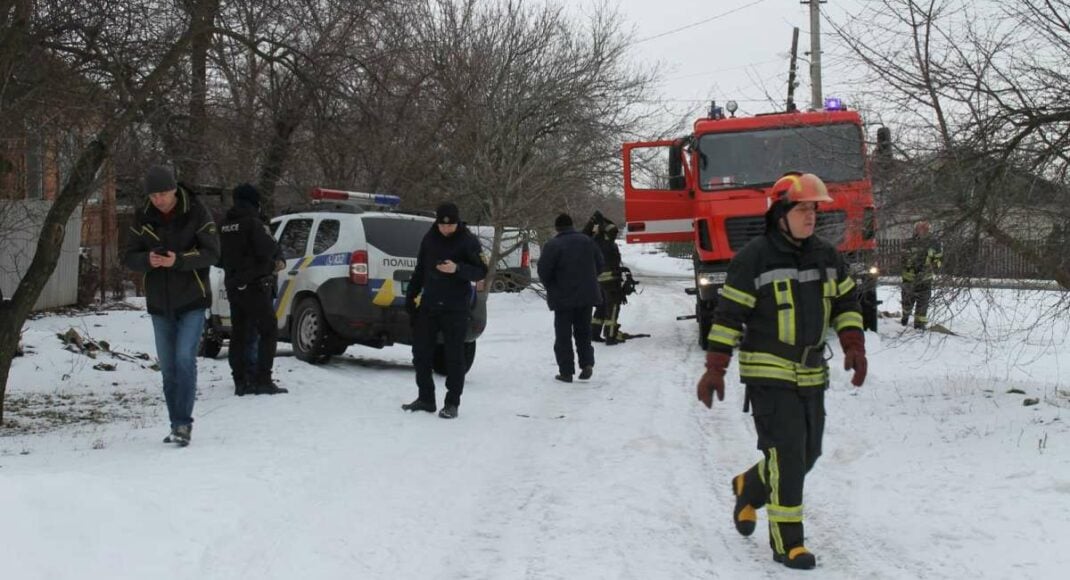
[257,91,312,216]
[0,0,219,425]
[179,0,219,184]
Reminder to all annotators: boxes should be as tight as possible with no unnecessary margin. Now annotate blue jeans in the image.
[151,308,206,429]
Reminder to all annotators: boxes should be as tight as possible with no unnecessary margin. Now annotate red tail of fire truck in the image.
[623,99,880,346]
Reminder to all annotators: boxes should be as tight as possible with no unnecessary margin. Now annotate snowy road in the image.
[1,260,1068,579]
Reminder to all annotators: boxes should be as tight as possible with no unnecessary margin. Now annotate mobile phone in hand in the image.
[152,246,167,256]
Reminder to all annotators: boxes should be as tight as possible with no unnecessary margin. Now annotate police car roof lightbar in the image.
[310,188,401,208]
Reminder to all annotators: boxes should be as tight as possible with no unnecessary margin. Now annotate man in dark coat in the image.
[402,202,487,419]
[219,183,287,396]
[123,164,220,447]
[538,213,605,382]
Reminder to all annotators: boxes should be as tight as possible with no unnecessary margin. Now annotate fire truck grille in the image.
[725,211,847,251]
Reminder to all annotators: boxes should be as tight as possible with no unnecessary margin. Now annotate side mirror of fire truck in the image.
[668,139,686,191]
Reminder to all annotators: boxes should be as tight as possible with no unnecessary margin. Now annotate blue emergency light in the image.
[824,97,845,111]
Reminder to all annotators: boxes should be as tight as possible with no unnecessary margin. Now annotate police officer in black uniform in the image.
[219,183,287,396]
[402,202,487,419]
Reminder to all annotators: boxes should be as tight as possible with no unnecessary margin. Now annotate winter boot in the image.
[438,404,459,419]
[554,374,573,383]
[234,378,249,397]
[402,398,437,413]
[578,366,593,380]
[168,424,192,447]
[773,546,816,570]
[899,316,909,326]
[255,380,288,395]
[732,473,758,537]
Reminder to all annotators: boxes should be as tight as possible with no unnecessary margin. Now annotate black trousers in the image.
[554,306,594,376]
[412,308,469,407]
[227,280,278,385]
[592,284,623,341]
[901,281,932,328]
[736,385,825,556]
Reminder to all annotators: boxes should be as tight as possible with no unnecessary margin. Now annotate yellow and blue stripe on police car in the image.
[272,252,407,319]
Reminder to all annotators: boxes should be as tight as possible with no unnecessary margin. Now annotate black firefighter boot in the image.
[770,522,816,570]
[731,465,764,536]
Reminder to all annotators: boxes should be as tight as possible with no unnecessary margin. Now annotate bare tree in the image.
[830,0,1070,336]
[0,0,220,425]
[414,0,655,283]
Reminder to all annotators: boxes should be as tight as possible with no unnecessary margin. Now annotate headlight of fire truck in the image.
[697,272,728,286]
[849,262,879,277]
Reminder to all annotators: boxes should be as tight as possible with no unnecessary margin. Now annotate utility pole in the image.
[803,0,825,110]
[787,27,800,112]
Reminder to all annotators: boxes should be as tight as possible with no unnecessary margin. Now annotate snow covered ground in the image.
[1,244,1068,579]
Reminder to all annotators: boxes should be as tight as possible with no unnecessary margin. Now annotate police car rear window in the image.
[362,217,430,258]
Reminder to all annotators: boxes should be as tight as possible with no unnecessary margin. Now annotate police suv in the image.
[201,189,488,371]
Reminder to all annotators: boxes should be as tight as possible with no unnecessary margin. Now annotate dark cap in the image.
[554,213,573,231]
[233,183,261,207]
[144,164,177,195]
[436,202,460,225]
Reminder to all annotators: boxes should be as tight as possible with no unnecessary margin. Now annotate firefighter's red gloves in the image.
[697,351,731,408]
[839,329,867,387]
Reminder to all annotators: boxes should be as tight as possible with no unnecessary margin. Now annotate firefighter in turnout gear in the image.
[900,220,942,330]
[584,212,626,345]
[696,173,868,571]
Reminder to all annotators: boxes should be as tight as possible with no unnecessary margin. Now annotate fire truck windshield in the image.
[697,123,864,191]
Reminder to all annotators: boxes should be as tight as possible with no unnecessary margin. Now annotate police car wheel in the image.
[293,298,329,363]
[199,336,223,359]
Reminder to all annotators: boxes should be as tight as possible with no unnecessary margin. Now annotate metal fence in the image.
[0,200,82,310]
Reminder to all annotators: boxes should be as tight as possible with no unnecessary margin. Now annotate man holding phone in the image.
[123,164,220,447]
[403,202,487,419]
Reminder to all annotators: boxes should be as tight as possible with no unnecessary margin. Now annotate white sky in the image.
[580,0,869,127]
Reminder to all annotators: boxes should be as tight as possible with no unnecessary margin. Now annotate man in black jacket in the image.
[219,183,287,396]
[696,173,868,570]
[402,202,487,419]
[123,165,220,447]
[538,213,604,382]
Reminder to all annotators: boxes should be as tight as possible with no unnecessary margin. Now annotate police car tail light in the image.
[349,250,369,284]
[520,245,530,268]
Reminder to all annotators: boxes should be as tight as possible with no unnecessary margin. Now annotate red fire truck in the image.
[623,99,880,346]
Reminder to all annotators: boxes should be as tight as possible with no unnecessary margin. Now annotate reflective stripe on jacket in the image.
[707,230,863,389]
[901,234,943,284]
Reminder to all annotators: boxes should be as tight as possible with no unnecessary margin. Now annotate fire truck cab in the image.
[623,100,879,346]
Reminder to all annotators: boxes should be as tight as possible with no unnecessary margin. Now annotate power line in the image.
[660,57,784,83]
[630,0,769,45]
